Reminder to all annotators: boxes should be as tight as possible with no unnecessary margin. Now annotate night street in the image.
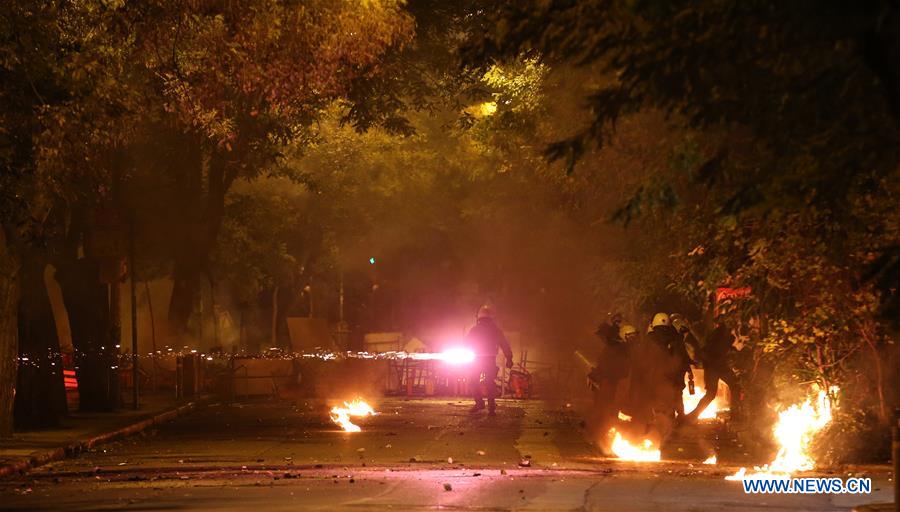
[1,1,898,510]
[0,399,892,511]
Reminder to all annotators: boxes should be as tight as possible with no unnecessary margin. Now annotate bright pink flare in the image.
[440,347,476,365]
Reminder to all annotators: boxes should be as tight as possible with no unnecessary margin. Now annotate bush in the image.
[812,410,891,466]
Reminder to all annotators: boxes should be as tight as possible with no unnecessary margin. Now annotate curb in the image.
[852,504,895,512]
[0,400,206,479]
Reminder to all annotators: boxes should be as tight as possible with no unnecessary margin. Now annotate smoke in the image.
[122,65,676,380]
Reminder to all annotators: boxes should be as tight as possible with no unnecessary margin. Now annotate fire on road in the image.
[0,399,890,512]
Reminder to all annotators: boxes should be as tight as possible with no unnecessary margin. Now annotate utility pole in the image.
[336,271,349,349]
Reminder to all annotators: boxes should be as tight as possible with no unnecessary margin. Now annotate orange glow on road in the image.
[608,428,661,462]
[726,387,836,480]
[330,398,376,432]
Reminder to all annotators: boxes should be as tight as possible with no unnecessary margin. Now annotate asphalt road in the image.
[0,398,892,511]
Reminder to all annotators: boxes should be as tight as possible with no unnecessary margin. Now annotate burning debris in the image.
[603,375,726,463]
[608,428,661,462]
[330,398,377,433]
[726,386,837,480]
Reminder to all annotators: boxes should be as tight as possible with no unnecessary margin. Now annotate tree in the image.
[210,178,322,350]
[13,1,150,416]
[0,1,116,433]
[115,0,415,336]
[468,0,900,323]
[466,2,900,441]
[0,0,415,431]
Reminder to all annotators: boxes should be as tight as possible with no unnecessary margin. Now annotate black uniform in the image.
[591,319,628,383]
[686,323,741,420]
[646,324,691,418]
[465,317,513,412]
[590,321,632,428]
[595,319,622,347]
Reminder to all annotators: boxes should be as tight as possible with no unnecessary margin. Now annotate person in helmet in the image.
[626,314,671,432]
[590,320,634,385]
[588,313,627,393]
[588,318,636,433]
[669,313,687,339]
[670,313,701,360]
[595,312,624,346]
[645,312,692,426]
[465,305,514,415]
[619,323,638,342]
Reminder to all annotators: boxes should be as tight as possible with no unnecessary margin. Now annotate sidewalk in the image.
[0,393,205,478]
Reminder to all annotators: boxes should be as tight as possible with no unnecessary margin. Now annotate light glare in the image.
[440,347,475,365]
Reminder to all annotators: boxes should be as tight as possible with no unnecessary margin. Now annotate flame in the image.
[608,428,661,462]
[330,398,376,433]
[726,387,836,481]
[703,455,717,465]
[682,370,729,420]
[617,411,632,422]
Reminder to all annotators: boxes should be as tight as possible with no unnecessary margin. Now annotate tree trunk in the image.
[144,281,156,352]
[239,307,245,350]
[0,228,21,437]
[108,279,121,408]
[55,258,118,412]
[861,320,888,424]
[168,262,201,339]
[865,5,900,123]
[14,251,66,429]
[271,285,279,348]
[168,145,232,337]
[209,275,219,348]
